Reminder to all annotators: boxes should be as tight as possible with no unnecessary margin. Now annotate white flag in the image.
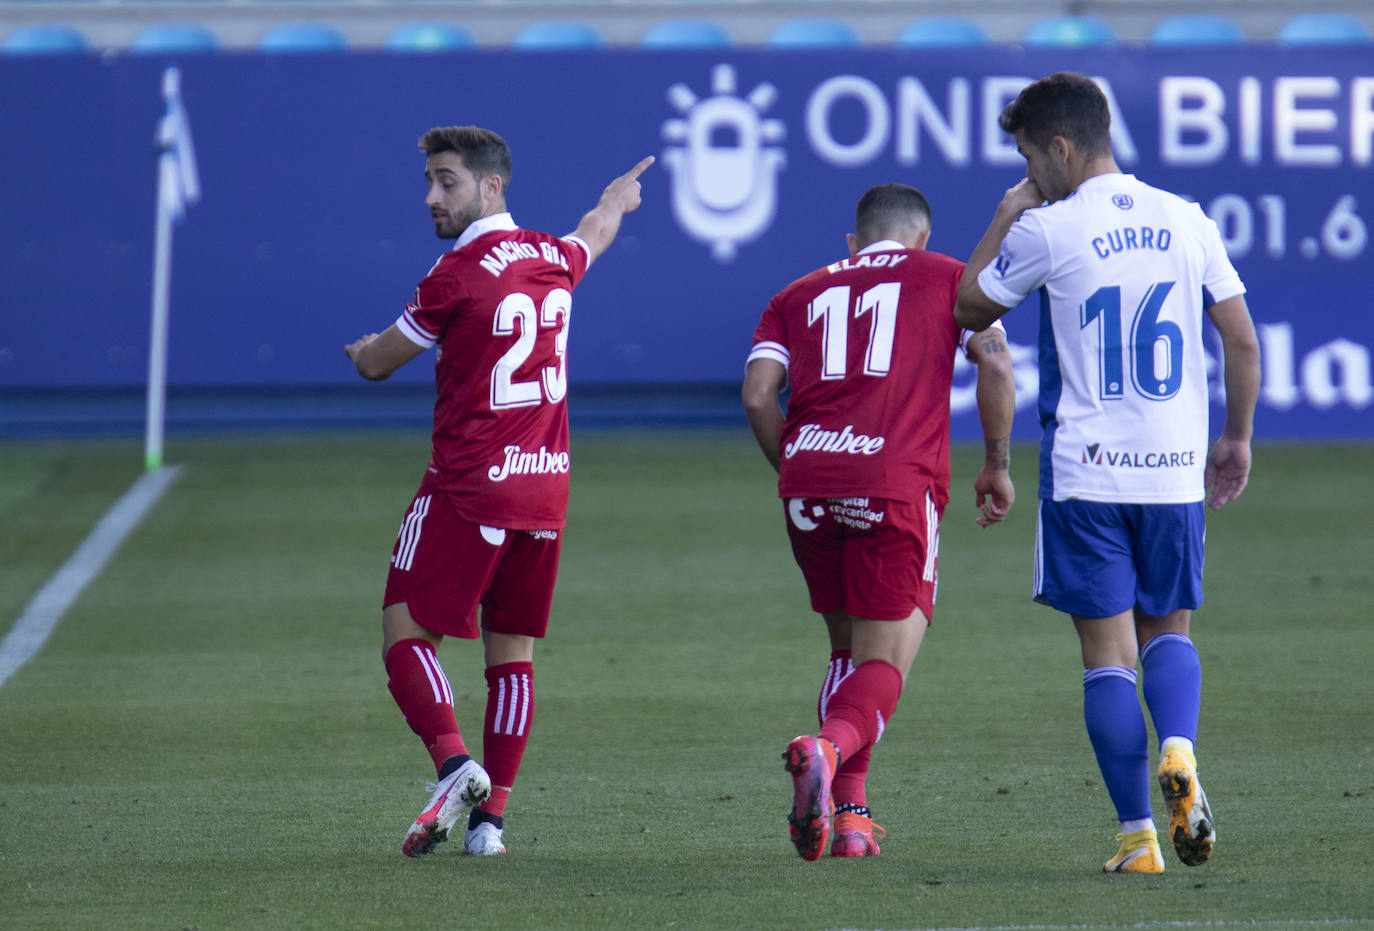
[158,67,200,221]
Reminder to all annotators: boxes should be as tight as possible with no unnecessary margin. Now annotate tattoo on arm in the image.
[985,436,1010,470]
[972,333,1016,359]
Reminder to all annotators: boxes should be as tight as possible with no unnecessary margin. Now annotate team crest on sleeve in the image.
[661,64,785,263]
[994,245,1014,278]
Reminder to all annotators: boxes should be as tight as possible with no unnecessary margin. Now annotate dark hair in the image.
[418,126,512,190]
[998,72,1111,157]
[855,183,932,243]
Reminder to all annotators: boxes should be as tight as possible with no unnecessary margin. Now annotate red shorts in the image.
[784,492,941,623]
[383,488,561,640]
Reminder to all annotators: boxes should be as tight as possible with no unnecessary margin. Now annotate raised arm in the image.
[741,358,788,473]
[569,156,655,265]
[954,178,1045,331]
[345,324,424,381]
[965,327,1016,527]
[1203,294,1261,510]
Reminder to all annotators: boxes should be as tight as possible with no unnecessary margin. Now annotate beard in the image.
[433,189,486,239]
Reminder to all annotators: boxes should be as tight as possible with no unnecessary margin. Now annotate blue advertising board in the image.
[0,48,1370,438]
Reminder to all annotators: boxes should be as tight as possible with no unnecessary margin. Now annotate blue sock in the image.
[1083,666,1151,823]
[1140,633,1201,749]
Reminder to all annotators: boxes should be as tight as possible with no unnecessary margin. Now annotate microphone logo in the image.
[662,64,786,262]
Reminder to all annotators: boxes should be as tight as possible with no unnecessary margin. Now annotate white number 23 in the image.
[489,288,571,409]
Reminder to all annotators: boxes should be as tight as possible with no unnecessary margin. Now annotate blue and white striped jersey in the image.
[978,173,1245,503]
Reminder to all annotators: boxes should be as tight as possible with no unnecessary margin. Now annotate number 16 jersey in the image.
[396,212,590,529]
[976,174,1246,504]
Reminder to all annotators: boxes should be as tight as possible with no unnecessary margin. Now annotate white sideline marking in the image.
[0,465,184,690]
[834,921,1369,931]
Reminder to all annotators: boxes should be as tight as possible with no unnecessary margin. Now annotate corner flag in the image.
[146,67,200,472]
[157,67,200,220]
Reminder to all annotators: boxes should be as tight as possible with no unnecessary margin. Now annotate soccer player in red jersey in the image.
[346,126,652,858]
[742,183,1017,859]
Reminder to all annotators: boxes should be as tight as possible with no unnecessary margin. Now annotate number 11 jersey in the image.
[749,242,974,508]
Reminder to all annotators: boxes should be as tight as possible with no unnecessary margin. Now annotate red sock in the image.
[817,650,870,808]
[385,639,468,775]
[817,650,854,725]
[818,660,903,764]
[833,746,872,810]
[477,661,534,818]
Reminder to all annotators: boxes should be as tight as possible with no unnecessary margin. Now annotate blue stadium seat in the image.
[385,23,476,52]
[258,22,348,53]
[1150,15,1246,46]
[1276,13,1372,44]
[511,21,605,49]
[897,17,990,47]
[131,23,221,54]
[2,24,90,54]
[769,17,860,48]
[1024,15,1118,47]
[641,19,732,49]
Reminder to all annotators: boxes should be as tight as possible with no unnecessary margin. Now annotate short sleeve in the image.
[560,235,592,288]
[398,255,464,349]
[1192,203,1245,306]
[976,212,1053,309]
[747,296,789,369]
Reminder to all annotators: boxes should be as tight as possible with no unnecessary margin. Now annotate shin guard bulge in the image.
[385,639,468,774]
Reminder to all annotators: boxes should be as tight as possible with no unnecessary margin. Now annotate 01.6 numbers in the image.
[1205,192,1366,261]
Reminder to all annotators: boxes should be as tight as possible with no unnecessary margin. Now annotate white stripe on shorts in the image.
[922,489,939,582]
[393,495,431,571]
[1033,501,1044,599]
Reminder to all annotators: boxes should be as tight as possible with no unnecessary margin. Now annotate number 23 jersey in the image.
[396,213,590,529]
[977,174,1246,503]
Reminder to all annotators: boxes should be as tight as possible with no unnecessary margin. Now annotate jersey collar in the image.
[1072,172,1134,197]
[858,239,907,254]
[453,211,519,250]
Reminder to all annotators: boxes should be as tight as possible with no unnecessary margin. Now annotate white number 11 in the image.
[807,282,900,379]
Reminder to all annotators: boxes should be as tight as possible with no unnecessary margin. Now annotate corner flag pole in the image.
[145,66,200,472]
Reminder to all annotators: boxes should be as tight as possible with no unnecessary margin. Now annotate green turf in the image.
[1,431,1372,930]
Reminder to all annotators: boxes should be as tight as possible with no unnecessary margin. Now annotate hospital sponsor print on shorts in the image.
[1033,498,1205,619]
[784,491,941,623]
[384,487,561,640]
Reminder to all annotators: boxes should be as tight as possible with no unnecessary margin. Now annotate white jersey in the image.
[978,173,1245,503]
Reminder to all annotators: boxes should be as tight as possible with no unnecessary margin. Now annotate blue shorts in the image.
[1034,498,1205,619]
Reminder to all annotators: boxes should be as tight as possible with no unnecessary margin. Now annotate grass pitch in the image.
[1,429,1372,930]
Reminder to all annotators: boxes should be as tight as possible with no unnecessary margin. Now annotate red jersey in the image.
[396,213,590,529]
[749,241,975,508]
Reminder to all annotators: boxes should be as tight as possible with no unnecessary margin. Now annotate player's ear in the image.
[845,232,859,256]
[1050,136,1071,163]
[482,173,505,202]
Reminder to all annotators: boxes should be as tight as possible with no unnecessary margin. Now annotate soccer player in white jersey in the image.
[347,126,651,859]
[745,183,1016,860]
[955,72,1261,873]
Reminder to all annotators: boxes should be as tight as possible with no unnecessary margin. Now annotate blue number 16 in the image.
[1080,281,1183,402]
